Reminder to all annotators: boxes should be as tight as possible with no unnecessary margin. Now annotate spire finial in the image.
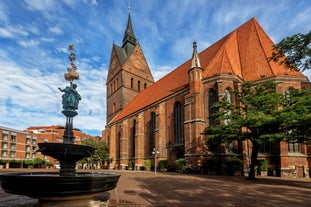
[191,40,201,69]
[128,0,131,13]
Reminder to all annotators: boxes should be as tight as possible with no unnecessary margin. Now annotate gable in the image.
[123,44,154,82]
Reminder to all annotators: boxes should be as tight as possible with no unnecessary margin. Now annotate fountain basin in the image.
[0,172,120,199]
[37,143,95,162]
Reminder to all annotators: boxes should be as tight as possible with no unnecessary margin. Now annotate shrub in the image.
[226,158,243,176]
[127,161,133,169]
[159,160,168,170]
[175,158,186,171]
[258,160,268,171]
[144,159,151,170]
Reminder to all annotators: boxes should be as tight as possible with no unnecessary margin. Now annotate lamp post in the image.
[152,147,159,174]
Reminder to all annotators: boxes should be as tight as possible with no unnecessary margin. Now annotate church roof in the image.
[109,17,305,124]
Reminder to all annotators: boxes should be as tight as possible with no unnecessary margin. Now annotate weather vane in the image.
[64,42,79,85]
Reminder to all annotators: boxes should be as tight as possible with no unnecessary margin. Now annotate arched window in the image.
[224,89,232,125]
[138,80,141,91]
[117,128,122,162]
[150,112,156,153]
[174,102,184,144]
[112,103,116,113]
[131,120,137,158]
[208,89,218,126]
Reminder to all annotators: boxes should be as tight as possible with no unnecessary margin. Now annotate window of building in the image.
[174,102,184,144]
[288,139,301,153]
[150,112,156,153]
[112,103,116,113]
[11,135,16,142]
[131,120,137,158]
[2,142,8,149]
[26,138,31,145]
[26,146,30,152]
[2,133,8,141]
[10,151,16,158]
[26,153,30,159]
[208,89,218,126]
[32,138,37,145]
[10,143,16,150]
[144,83,147,89]
[259,143,272,153]
[223,89,232,125]
[138,80,141,91]
[225,141,234,153]
[117,129,121,161]
[131,78,134,89]
[2,150,7,158]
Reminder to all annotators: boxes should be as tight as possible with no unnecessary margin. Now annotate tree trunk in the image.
[248,141,259,180]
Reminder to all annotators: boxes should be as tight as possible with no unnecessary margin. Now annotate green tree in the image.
[280,88,311,141]
[270,31,311,71]
[80,138,109,169]
[204,81,286,180]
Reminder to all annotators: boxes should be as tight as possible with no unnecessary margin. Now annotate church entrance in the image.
[168,146,185,171]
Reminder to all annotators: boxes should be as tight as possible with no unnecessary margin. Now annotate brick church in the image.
[103,13,310,177]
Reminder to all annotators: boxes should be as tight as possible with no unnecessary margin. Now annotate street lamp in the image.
[152,147,160,174]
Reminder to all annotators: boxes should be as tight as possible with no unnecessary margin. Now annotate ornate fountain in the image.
[0,44,120,207]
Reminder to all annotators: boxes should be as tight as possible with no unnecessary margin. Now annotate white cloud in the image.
[25,0,56,11]
[18,39,40,47]
[49,26,63,34]
[0,25,28,38]
[0,27,12,38]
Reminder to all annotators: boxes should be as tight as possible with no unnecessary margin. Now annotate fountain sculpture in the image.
[0,44,120,207]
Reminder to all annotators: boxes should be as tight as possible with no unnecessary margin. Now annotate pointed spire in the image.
[191,41,201,69]
[122,12,137,55]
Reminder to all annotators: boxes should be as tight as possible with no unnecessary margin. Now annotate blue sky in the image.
[0,0,310,136]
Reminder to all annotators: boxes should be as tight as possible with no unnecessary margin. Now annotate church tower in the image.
[106,12,154,124]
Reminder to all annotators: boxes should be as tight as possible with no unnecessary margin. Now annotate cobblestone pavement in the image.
[1,169,311,206]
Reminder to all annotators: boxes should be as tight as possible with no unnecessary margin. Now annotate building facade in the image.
[0,125,96,169]
[0,126,39,169]
[104,15,311,177]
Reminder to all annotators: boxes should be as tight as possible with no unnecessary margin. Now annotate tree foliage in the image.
[270,30,311,71]
[203,81,311,179]
[80,138,109,168]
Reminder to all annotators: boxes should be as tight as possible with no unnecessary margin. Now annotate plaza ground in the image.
[1,169,311,206]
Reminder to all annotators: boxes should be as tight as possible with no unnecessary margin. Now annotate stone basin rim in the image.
[0,172,121,198]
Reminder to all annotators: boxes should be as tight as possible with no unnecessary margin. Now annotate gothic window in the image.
[117,128,121,161]
[224,89,232,125]
[132,120,137,158]
[208,89,218,126]
[174,102,184,144]
[150,112,156,153]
